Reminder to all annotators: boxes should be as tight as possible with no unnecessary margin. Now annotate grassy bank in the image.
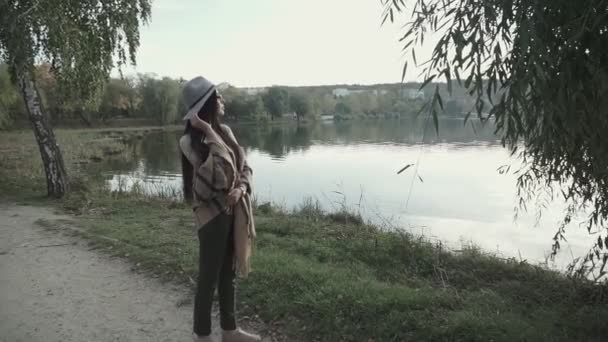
[2,128,608,341]
[0,127,175,199]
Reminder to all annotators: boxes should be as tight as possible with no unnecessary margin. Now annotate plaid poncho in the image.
[180,124,255,277]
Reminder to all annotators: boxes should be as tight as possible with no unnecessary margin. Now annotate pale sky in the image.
[120,0,429,87]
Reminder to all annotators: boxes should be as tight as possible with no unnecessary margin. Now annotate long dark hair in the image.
[181,91,230,202]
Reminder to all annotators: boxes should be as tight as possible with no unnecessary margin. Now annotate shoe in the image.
[222,328,261,342]
[192,332,218,342]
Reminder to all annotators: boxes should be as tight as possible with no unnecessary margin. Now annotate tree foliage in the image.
[221,86,268,122]
[263,86,290,120]
[99,77,138,120]
[0,0,152,197]
[289,92,313,121]
[0,64,462,127]
[0,64,23,129]
[383,0,608,279]
[138,74,181,125]
[0,0,152,103]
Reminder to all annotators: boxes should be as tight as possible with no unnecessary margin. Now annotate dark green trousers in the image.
[193,212,237,336]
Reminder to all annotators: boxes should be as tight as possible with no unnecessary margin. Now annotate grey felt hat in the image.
[182,76,217,120]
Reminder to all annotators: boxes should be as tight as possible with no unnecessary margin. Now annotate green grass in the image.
[2,127,608,341]
[0,128,138,198]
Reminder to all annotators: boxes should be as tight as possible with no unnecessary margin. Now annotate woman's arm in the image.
[190,115,221,142]
[221,125,253,194]
[239,157,253,195]
[180,134,210,166]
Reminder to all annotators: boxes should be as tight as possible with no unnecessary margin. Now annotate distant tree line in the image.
[0,65,185,128]
[0,64,471,129]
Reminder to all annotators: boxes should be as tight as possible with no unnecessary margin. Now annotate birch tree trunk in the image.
[16,68,69,198]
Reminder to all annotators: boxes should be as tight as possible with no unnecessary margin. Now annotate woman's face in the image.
[216,93,225,116]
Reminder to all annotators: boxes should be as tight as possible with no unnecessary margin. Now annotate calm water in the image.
[101,119,592,269]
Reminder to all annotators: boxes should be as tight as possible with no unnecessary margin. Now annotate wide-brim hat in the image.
[182,76,217,120]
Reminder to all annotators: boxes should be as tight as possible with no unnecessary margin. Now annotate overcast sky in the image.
[118,0,433,87]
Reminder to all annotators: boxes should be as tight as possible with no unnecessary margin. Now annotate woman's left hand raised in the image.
[190,114,212,133]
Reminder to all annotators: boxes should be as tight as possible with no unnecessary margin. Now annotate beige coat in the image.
[180,124,255,277]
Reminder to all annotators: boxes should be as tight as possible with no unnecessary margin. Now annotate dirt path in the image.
[0,204,266,342]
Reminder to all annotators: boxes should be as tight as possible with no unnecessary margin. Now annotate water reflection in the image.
[99,119,592,269]
[104,119,498,172]
[103,118,500,203]
[231,118,498,160]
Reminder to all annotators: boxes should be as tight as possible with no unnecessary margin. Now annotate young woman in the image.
[179,76,259,342]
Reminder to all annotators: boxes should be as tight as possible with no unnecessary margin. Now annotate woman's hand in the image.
[227,187,245,206]
[190,114,212,133]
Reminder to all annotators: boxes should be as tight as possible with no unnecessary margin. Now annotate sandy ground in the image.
[0,204,267,342]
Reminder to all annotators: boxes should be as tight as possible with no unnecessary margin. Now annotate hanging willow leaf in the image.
[419,74,436,90]
[401,40,415,51]
[432,108,439,133]
[382,0,608,278]
[454,67,462,85]
[435,87,444,111]
[397,164,414,174]
[445,67,452,95]
[392,0,402,11]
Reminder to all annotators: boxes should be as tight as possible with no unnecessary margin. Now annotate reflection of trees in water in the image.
[100,139,141,171]
[234,125,313,160]
[263,128,286,158]
[99,120,499,174]
[327,119,497,145]
[139,131,181,173]
[291,125,312,149]
[99,131,182,177]
[232,119,498,159]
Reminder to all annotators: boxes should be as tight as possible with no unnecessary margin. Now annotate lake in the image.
[101,119,593,270]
